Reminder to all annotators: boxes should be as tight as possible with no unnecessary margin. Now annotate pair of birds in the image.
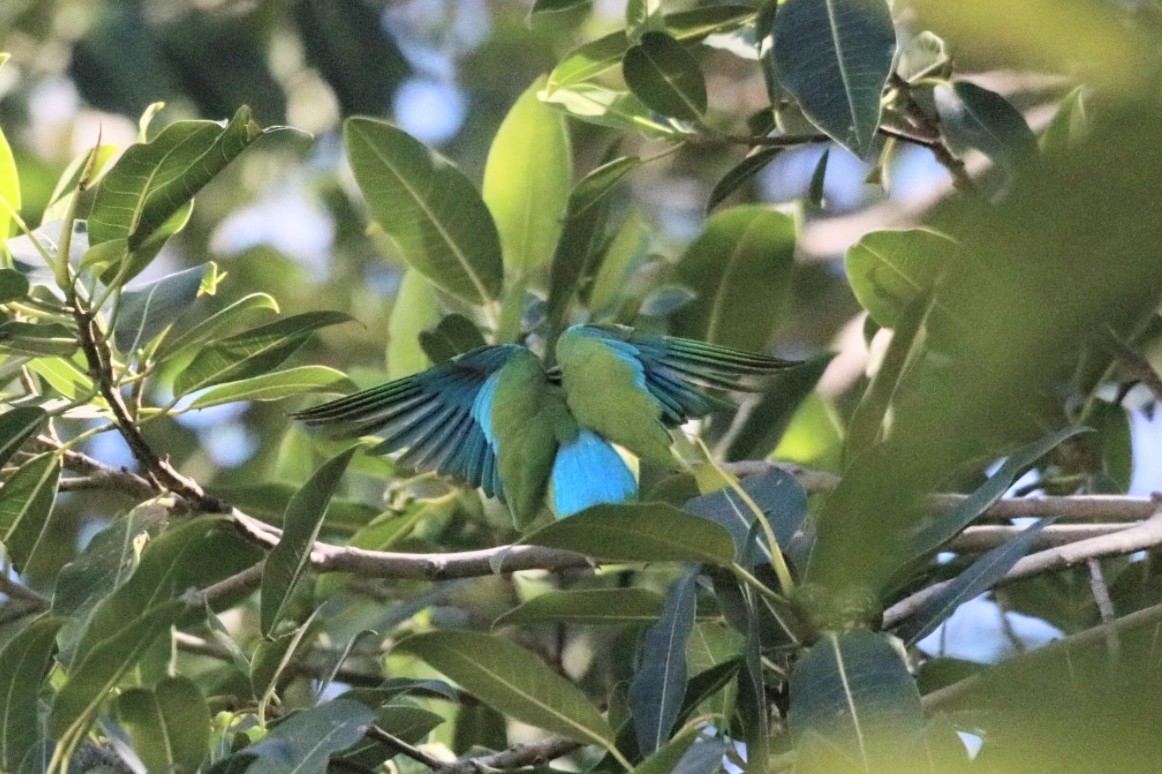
[294,324,794,525]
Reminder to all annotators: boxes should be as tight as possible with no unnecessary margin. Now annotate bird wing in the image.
[292,345,525,500]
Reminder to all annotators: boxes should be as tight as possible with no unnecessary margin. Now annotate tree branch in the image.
[435,735,582,774]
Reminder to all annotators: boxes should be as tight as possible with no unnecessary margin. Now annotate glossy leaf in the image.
[261,446,358,635]
[0,269,29,303]
[156,291,280,362]
[725,352,835,462]
[788,630,923,769]
[545,6,754,92]
[629,572,697,755]
[188,366,353,409]
[706,147,782,212]
[845,228,956,329]
[417,313,487,365]
[771,0,896,157]
[934,81,1037,171]
[0,407,46,468]
[0,615,65,772]
[345,117,503,304]
[908,426,1089,558]
[174,310,351,396]
[89,107,277,278]
[115,676,210,774]
[395,631,616,750]
[521,503,736,565]
[540,83,684,139]
[247,699,375,774]
[0,453,61,575]
[623,32,707,122]
[495,588,666,627]
[113,263,207,353]
[387,268,439,379]
[670,206,796,352]
[483,77,571,273]
[898,520,1052,647]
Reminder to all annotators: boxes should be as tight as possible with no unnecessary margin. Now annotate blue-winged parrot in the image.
[293,324,795,525]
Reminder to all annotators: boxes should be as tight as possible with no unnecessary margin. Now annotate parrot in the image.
[292,324,796,525]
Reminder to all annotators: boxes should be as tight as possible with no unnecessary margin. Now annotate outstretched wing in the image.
[292,345,524,499]
[557,324,797,426]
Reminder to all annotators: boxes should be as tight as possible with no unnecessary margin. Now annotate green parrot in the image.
[293,324,795,525]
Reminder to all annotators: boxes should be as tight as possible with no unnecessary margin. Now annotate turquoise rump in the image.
[293,324,795,525]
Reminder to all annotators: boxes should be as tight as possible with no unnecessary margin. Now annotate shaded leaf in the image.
[677,658,741,725]
[247,699,374,774]
[845,228,957,329]
[521,503,736,565]
[115,676,209,774]
[339,703,445,767]
[934,81,1037,171]
[0,453,61,575]
[188,366,353,409]
[587,209,648,311]
[788,630,923,769]
[483,77,572,273]
[725,352,835,462]
[626,0,663,40]
[0,321,78,358]
[0,407,46,469]
[345,117,503,305]
[623,31,707,122]
[1090,400,1132,492]
[261,446,358,635]
[897,31,950,83]
[156,292,280,362]
[631,726,701,774]
[531,0,590,17]
[809,148,830,206]
[418,313,487,365]
[706,147,782,212]
[0,269,29,303]
[1040,86,1088,155]
[670,206,795,352]
[569,156,642,218]
[771,0,896,156]
[0,615,65,772]
[387,268,439,379]
[629,572,697,755]
[395,631,616,750]
[683,467,808,566]
[495,588,666,627]
[174,311,351,396]
[113,263,207,353]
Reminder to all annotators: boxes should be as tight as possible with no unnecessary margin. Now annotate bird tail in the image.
[550,430,637,518]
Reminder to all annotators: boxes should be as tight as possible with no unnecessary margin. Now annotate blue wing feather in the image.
[551,429,637,517]
[292,345,522,500]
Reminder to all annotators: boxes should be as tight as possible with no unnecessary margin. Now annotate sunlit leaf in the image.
[387,268,439,379]
[345,117,503,305]
[395,631,617,750]
[174,310,351,396]
[0,121,19,243]
[530,0,590,17]
[771,0,896,157]
[623,31,707,122]
[521,503,736,565]
[187,366,353,409]
[0,453,61,576]
[540,82,685,139]
[587,208,648,311]
[629,572,697,755]
[671,206,795,352]
[483,77,571,273]
[261,446,358,635]
[155,292,280,362]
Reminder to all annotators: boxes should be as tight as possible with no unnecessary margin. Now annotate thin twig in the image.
[1087,557,1121,666]
[435,735,582,774]
[1100,326,1162,404]
[367,725,444,770]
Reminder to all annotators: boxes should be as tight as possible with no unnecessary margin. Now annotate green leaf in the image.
[344,117,503,305]
[935,81,1037,172]
[395,631,617,751]
[530,0,590,17]
[156,292,280,362]
[626,0,663,39]
[113,263,207,353]
[897,31,950,83]
[670,206,796,352]
[631,726,702,774]
[771,0,897,157]
[0,121,19,243]
[1040,86,1087,155]
[0,407,46,469]
[495,588,666,627]
[338,703,445,767]
[0,453,61,575]
[115,676,210,774]
[569,156,642,218]
[623,31,707,122]
[387,268,439,379]
[521,503,736,565]
[706,147,782,212]
[417,313,487,365]
[587,209,648,312]
[725,352,835,462]
[545,6,754,92]
[539,83,685,139]
[88,106,279,278]
[0,321,78,357]
[1090,400,1132,492]
[683,468,808,567]
[809,148,830,207]
[261,446,358,635]
[844,228,957,329]
[0,269,29,303]
[246,699,374,774]
[174,310,351,396]
[483,77,572,273]
[187,366,353,409]
[27,357,93,400]
[629,573,697,755]
[898,520,1052,647]
[0,615,65,772]
[788,630,924,769]
[41,145,118,225]
[908,426,1090,559]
